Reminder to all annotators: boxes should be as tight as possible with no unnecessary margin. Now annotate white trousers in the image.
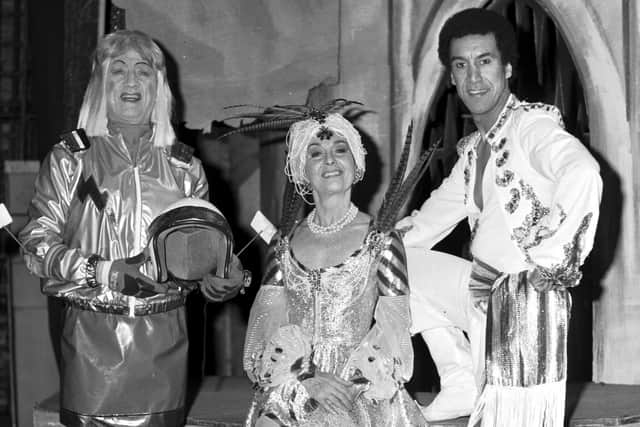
[406,247,486,388]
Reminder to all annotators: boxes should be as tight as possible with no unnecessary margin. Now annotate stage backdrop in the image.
[114,0,340,130]
[113,0,393,221]
[112,0,394,376]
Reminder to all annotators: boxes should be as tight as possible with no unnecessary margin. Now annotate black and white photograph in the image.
[0,1,638,426]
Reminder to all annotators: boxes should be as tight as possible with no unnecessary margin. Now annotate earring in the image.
[354,169,364,183]
[296,181,315,205]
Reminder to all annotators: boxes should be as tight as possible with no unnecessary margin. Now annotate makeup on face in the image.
[304,134,356,194]
[105,49,158,125]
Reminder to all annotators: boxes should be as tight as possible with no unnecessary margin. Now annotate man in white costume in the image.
[398,8,602,426]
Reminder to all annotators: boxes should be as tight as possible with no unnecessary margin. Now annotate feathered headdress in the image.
[220,100,438,237]
[220,98,363,138]
[221,98,363,236]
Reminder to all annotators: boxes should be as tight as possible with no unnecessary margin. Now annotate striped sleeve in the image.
[376,230,409,296]
[261,239,284,287]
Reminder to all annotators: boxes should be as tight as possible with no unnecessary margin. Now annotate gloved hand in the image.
[101,252,172,298]
[199,254,247,302]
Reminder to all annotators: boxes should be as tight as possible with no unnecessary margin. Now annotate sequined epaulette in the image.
[59,129,90,152]
[456,134,476,156]
[169,141,195,165]
[517,102,565,128]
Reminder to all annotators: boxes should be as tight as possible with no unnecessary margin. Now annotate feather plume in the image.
[217,99,363,140]
[374,130,442,233]
[377,123,413,222]
[219,119,298,138]
[279,179,304,237]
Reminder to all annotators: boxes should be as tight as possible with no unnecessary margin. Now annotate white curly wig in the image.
[285,113,366,196]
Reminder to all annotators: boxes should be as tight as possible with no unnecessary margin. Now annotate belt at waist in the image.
[65,296,186,316]
[469,258,502,307]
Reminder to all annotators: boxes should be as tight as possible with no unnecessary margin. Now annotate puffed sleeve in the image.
[373,231,413,380]
[243,238,316,425]
[243,238,288,380]
[18,145,92,290]
[397,150,469,249]
[519,109,602,287]
[343,231,414,401]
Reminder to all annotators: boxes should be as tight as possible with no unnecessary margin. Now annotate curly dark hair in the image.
[438,8,518,71]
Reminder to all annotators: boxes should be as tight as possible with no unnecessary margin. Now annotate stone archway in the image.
[536,0,637,386]
[405,0,637,384]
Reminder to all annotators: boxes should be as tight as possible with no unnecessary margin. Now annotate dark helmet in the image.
[146,198,234,284]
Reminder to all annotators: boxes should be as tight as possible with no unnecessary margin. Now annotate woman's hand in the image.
[301,372,357,416]
[199,255,247,302]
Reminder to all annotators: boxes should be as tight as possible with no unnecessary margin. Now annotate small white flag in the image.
[0,203,13,229]
[250,210,277,244]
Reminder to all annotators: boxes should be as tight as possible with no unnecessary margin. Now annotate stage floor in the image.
[33,376,640,426]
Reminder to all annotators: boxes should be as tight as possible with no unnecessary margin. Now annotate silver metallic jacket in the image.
[19,131,208,309]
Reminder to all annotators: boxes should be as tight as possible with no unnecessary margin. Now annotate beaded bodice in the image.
[279,231,383,374]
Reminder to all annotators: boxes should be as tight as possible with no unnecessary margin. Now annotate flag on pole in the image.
[0,203,13,229]
[250,210,277,244]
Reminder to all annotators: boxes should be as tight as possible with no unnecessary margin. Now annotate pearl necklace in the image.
[307,203,358,235]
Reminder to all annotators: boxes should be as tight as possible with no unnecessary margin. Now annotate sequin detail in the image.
[496,170,514,187]
[456,134,474,156]
[258,379,313,423]
[486,271,569,387]
[536,213,593,288]
[496,150,510,167]
[505,188,521,213]
[463,148,474,204]
[316,126,334,140]
[510,181,569,261]
[284,231,383,365]
[520,103,565,129]
[245,230,425,425]
[309,109,328,123]
[486,96,518,141]
[492,137,508,153]
[511,181,550,247]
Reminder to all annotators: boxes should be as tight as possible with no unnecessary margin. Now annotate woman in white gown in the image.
[241,108,426,426]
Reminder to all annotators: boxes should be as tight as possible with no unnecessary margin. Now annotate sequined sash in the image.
[470,259,569,387]
[468,258,502,309]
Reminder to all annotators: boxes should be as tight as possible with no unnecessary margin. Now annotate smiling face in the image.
[105,49,157,125]
[449,33,512,133]
[304,133,356,197]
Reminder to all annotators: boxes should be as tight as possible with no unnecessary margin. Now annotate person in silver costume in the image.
[242,112,426,426]
[398,8,602,427]
[19,30,245,426]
